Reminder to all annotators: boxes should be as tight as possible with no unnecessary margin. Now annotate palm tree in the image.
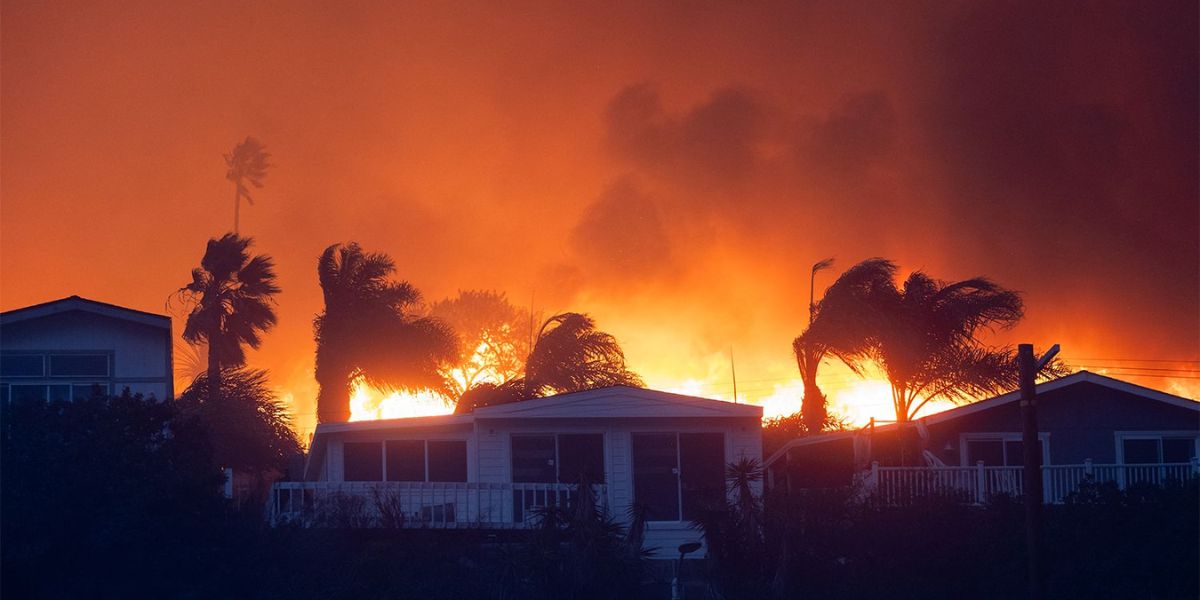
[824,263,1028,422]
[454,312,642,413]
[225,137,270,235]
[522,312,643,397]
[313,242,458,423]
[794,258,894,433]
[178,234,280,405]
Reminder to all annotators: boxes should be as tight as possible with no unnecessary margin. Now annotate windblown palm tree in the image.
[522,312,643,397]
[313,242,458,423]
[454,312,642,413]
[225,137,270,235]
[178,234,280,404]
[821,262,1032,422]
[794,258,895,433]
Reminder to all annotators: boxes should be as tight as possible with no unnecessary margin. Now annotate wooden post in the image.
[1018,344,1043,599]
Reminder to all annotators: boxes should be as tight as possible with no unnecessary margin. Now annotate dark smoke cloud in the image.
[569,179,674,285]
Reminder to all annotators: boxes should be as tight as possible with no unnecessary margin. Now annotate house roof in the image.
[763,371,1199,469]
[471,385,764,419]
[921,370,1198,425]
[0,295,171,330]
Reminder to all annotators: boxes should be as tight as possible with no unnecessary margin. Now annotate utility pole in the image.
[1019,342,1059,600]
[730,347,738,404]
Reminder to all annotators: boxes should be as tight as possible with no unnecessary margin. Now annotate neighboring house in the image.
[271,386,762,556]
[0,296,173,402]
[765,371,1199,503]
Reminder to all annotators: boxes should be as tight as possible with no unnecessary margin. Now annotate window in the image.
[386,440,426,482]
[428,441,468,482]
[49,354,109,377]
[962,434,1047,466]
[512,435,557,483]
[1119,434,1198,464]
[72,383,109,400]
[511,434,606,484]
[632,432,727,521]
[1,354,44,377]
[48,385,71,402]
[343,442,383,481]
[9,385,47,404]
[680,433,726,520]
[558,434,605,484]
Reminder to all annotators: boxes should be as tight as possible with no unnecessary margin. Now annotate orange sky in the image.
[3,1,1197,437]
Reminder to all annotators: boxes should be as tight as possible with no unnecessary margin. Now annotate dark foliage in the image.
[764,482,1198,599]
[762,410,850,457]
[176,367,301,475]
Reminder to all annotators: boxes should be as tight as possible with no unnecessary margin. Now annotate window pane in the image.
[558,434,605,483]
[1003,439,1045,467]
[49,354,108,377]
[48,385,71,402]
[680,433,726,520]
[428,441,467,482]
[1162,438,1196,463]
[10,385,47,404]
[72,383,109,400]
[1122,439,1160,464]
[632,433,680,521]
[966,440,1005,466]
[386,440,426,482]
[511,435,556,483]
[1,354,44,377]
[343,442,383,481]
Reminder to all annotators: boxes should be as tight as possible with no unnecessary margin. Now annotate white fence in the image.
[869,460,1200,506]
[268,481,607,528]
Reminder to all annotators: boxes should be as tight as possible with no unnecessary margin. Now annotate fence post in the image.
[1191,456,1199,475]
[975,461,986,504]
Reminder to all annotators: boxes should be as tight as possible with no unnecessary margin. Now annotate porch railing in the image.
[868,460,1200,506]
[267,481,607,528]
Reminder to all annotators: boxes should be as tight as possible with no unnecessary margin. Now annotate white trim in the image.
[958,432,1051,466]
[1114,431,1200,465]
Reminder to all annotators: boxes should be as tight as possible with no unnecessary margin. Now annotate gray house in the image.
[766,371,1199,503]
[0,296,174,402]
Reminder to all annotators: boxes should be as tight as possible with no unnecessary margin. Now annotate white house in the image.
[272,386,763,556]
[0,296,174,402]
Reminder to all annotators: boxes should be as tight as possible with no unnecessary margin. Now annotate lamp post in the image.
[672,542,702,600]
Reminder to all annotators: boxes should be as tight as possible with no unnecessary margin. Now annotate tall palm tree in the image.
[313,242,458,423]
[225,137,270,235]
[794,258,895,433]
[824,264,1028,422]
[454,312,642,413]
[178,233,280,404]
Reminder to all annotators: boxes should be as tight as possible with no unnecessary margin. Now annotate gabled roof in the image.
[471,385,764,419]
[921,370,1199,425]
[764,371,1199,469]
[0,295,170,330]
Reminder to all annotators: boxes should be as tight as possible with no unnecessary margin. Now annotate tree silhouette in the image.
[313,242,458,423]
[454,312,642,413]
[178,234,280,405]
[430,290,527,398]
[794,258,895,433]
[224,136,270,235]
[814,260,1034,422]
[176,368,300,475]
[522,312,643,397]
